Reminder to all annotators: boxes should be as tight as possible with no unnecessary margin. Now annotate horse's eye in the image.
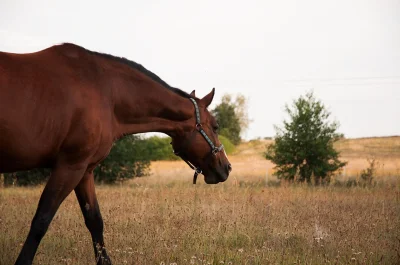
[213,125,219,133]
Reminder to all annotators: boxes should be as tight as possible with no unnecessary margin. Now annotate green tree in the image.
[94,134,150,184]
[211,93,249,145]
[233,94,251,137]
[212,100,241,145]
[218,135,236,155]
[265,91,347,184]
[136,136,179,161]
[3,168,51,187]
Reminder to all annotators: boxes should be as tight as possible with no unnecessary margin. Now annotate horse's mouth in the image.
[204,178,220,184]
[204,167,229,184]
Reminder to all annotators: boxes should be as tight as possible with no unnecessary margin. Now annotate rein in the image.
[172,98,224,184]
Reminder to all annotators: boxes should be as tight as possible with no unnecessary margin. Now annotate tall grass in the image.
[0,136,399,264]
[1,184,399,264]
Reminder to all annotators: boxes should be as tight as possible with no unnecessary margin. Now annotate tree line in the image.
[2,90,347,186]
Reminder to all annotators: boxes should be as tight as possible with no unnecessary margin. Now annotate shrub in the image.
[94,134,150,184]
[3,168,51,187]
[135,136,179,161]
[360,158,379,185]
[265,91,347,184]
[218,135,236,155]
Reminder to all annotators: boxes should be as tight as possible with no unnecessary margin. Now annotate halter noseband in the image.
[172,98,224,184]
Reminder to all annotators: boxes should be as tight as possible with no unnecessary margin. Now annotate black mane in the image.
[70,43,191,98]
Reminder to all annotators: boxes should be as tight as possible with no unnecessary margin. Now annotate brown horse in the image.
[0,43,231,265]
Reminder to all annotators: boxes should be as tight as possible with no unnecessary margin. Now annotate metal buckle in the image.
[212,145,224,155]
[212,147,219,155]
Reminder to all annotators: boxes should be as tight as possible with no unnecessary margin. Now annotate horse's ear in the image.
[190,90,196,97]
[201,88,215,107]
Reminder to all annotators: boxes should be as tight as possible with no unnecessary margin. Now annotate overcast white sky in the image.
[1,0,399,139]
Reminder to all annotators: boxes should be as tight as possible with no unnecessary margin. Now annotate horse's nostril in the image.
[227,164,232,173]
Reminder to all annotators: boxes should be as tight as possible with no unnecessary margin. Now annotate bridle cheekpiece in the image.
[172,98,224,184]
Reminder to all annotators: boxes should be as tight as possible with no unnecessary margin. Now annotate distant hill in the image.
[235,136,400,159]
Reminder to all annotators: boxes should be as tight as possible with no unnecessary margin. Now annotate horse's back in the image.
[0,44,109,173]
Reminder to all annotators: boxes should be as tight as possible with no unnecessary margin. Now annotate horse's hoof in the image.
[97,256,112,265]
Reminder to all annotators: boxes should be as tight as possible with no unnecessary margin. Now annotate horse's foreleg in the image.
[74,171,111,265]
[14,163,86,265]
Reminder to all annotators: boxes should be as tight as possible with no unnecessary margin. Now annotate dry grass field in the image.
[1,137,399,264]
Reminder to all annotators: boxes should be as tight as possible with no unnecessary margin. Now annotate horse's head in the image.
[171,88,232,184]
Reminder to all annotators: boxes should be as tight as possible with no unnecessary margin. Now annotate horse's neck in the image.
[113,80,194,139]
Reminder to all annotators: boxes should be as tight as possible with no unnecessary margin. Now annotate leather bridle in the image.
[172,98,224,184]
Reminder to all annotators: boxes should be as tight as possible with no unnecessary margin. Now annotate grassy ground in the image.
[0,137,399,264]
